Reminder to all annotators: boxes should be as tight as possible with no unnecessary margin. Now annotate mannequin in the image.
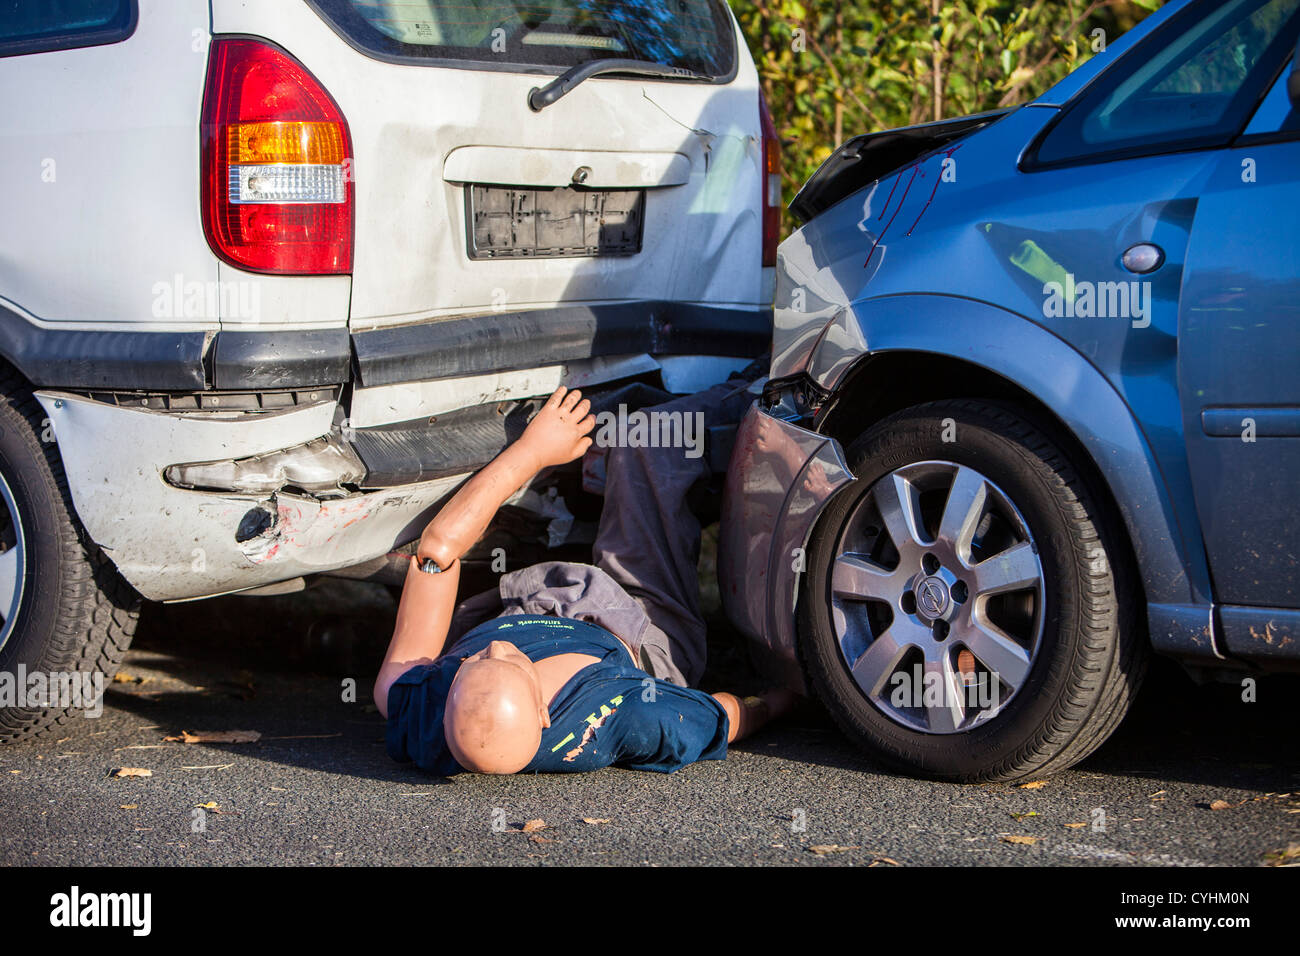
[375,385,794,775]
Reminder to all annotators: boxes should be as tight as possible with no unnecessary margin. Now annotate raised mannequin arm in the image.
[373,388,594,717]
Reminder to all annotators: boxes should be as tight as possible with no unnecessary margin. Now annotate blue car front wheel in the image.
[799,399,1147,783]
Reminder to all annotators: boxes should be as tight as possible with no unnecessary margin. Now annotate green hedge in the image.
[729,0,1162,220]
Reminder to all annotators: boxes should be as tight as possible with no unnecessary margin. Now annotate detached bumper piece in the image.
[164,433,364,497]
[349,401,537,488]
[358,382,678,490]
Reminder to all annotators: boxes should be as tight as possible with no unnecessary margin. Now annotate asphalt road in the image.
[2,578,1296,867]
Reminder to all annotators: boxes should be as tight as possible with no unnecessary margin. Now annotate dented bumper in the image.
[36,391,465,602]
[717,403,854,693]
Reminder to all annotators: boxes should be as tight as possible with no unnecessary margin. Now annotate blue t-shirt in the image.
[385,614,729,775]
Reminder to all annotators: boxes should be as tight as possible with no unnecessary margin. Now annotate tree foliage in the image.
[730,0,1164,209]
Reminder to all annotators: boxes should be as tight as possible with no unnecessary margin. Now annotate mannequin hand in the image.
[518,387,596,470]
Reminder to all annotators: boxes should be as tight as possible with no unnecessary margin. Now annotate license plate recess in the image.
[466,184,644,259]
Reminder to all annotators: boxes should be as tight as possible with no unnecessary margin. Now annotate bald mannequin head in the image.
[444,641,550,774]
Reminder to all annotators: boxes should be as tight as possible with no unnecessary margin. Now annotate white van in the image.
[0,0,779,739]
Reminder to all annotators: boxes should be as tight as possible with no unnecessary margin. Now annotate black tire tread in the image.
[0,366,140,742]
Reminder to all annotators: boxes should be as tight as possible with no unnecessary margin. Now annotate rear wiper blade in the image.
[528,58,707,112]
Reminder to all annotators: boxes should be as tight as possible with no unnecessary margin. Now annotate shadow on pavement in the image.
[120,575,1299,795]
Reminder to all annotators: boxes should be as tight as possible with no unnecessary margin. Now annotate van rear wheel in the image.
[0,369,140,742]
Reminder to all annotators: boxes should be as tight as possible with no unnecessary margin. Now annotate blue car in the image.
[719,0,1300,782]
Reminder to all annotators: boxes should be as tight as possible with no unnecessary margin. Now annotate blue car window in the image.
[1243,54,1300,132]
[1031,0,1300,167]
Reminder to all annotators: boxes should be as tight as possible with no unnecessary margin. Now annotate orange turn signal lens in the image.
[227,121,346,165]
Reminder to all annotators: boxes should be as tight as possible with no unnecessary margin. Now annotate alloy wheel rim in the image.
[830,460,1044,734]
[0,470,26,655]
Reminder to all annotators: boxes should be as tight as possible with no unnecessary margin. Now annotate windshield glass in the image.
[308,0,736,77]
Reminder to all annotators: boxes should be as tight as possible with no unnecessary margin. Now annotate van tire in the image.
[0,369,140,742]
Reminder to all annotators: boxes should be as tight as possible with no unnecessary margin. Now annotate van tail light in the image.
[759,88,782,268]
[201,37,353,275]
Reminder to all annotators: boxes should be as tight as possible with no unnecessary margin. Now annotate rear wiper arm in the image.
[528,58,707,112]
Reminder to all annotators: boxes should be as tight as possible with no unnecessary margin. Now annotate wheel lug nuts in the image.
[933,620,949,640]
[922,552,941,575]
[952,581,968,604]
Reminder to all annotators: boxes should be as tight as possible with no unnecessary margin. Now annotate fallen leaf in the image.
[520,819,547,832]
[868,856,901,866]
[1263,844,1300,866]
[1009,811,1039,820]
[119,804,137,810]
[113,767,152,778]
[1148,789,1168,798]
[1017,780,1049,790]
[529,834,555,844]
[582,817,611,825]
[1064,822,1087,829]
[165,730,261,744]
[1208,799,1232,811]
[196,801,219,810]
[1001,835,1037,845]
[808,844,857,856]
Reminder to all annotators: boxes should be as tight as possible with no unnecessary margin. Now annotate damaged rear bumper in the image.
[717,402,854,693]
[36,390,465,602]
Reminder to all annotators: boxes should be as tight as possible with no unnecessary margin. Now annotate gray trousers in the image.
[446,380,756,687]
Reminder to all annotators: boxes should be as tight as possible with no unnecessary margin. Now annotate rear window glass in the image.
[307,0,735,77]
[0,0,134,55]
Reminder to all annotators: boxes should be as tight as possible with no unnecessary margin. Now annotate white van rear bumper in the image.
[36,391,459,602]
